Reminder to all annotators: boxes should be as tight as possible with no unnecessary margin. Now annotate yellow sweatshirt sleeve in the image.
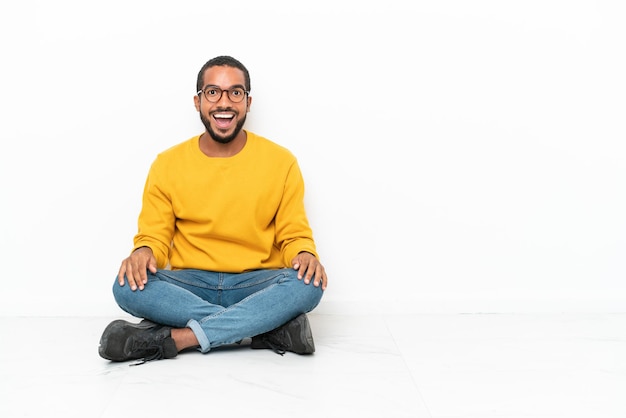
[275,160,318,266]
[133,158,176,269]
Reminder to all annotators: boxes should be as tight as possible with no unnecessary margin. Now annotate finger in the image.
[312,264,321,286]
[117,264,127,287]
[148,257,158,274]
[130,255,152,290]
[320,271,328,290]
[302,261,317,284]
[299,262,309,282]
[314,266,326,288]
[134,266,148,291]
[314,275,321,287]
[126,270,138,291]
[138,267,148,289]
[294,256,307,280]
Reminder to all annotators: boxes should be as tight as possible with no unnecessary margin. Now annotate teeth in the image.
[214,113,233,119]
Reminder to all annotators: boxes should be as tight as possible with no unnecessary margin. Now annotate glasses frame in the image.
[196,85,250,103]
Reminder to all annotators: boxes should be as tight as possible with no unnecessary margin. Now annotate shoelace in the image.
[260,329,289,356]
[261,336,287,355]
[129,337,167,366]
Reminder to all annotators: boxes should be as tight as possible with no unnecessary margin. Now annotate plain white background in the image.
[0,0,624,317]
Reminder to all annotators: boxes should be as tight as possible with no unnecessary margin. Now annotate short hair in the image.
[196,56,251,92]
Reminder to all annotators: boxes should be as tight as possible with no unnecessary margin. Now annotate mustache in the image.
[211,107,237,114]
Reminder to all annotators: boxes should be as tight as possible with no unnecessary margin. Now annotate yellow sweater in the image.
[133,131,318,272]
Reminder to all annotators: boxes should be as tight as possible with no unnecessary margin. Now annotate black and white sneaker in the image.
[251,313,315,355]
[99,319,178,364]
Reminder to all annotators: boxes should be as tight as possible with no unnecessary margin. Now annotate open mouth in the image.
[213,112,235,129]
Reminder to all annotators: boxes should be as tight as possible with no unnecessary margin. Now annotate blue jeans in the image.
[112,268,323,353]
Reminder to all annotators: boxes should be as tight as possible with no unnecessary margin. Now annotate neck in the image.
[199,130,247,157]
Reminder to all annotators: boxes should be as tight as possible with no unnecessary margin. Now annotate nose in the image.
[214,93,227,107]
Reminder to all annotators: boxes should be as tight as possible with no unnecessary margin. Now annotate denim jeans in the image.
[112,268,323,353]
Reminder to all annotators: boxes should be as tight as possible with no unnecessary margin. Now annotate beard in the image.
[200,112,247,144]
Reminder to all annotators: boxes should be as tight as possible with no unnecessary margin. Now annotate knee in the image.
[281,269,324,311]
[111,276,137,309]
[111,277,126,304]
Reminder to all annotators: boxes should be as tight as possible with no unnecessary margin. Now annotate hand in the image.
[291,252,327,290]
[117,247,157,291]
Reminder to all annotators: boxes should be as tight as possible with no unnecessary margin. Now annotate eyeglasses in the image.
[197,85,249,103]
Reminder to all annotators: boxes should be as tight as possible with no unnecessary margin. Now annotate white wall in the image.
[1,0,624,316]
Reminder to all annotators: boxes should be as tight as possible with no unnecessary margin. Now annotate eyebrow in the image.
[202,84,246,91]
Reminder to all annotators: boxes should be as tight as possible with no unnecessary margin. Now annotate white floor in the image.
[1,313,624,418]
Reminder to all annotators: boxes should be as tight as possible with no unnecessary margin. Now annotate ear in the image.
[246,95,252,112]
[194,94,201,111]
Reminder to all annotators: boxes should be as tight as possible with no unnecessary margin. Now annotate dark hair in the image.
[196,55,251,92]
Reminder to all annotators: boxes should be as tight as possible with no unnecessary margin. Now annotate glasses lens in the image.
[204,87,221,102]
[227,88,246,103]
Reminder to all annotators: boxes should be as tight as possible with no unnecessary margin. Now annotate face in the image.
[194,65,251,144]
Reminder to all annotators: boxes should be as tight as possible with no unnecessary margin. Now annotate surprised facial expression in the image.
[194,65,251,144]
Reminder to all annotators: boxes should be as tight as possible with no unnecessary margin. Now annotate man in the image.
[99,55,326,364]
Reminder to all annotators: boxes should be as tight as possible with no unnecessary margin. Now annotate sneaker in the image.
[250,313,315,355]
[99,319,178,364]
